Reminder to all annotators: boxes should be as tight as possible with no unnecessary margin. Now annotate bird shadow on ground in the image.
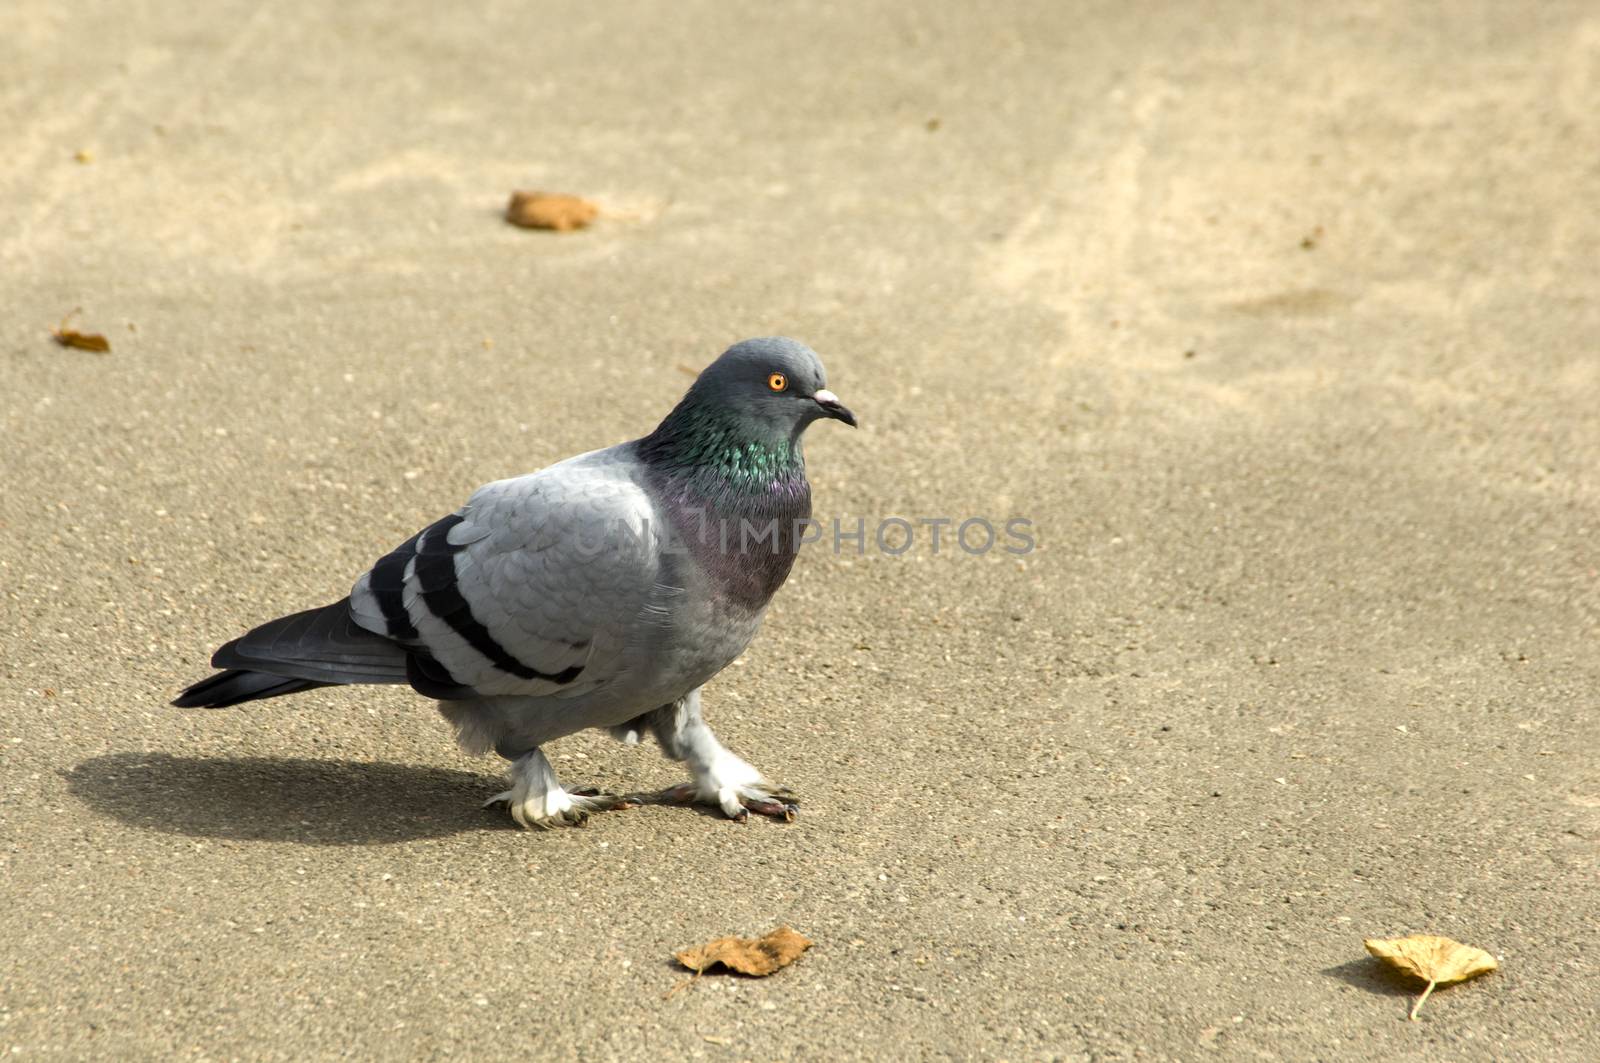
[66,752,510,845]
[1320,959,1417,1001]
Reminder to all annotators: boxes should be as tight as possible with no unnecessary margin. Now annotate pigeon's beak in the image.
[813,389,857,428]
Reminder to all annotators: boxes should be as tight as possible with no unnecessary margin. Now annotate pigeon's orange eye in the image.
[768,373,787,392]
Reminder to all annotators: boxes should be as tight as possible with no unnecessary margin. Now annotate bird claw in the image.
[634,781,799,823]
[741,795,799,822]
[485,786,637,829]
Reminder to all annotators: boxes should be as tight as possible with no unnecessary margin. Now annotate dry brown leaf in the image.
[505,190,598,231]
[51,309,111,353]
[1364,934,1498,1020]
[674,926,813,977]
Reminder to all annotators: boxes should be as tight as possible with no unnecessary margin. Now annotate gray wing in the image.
[349,449,663,700]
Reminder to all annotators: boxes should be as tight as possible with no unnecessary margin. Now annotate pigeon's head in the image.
[688,337,856,436]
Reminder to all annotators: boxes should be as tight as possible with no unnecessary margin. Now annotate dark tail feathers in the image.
[172,597,410,709]
[172,670,332,708]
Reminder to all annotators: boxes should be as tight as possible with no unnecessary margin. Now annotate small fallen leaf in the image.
[674,926,813,977]
[505,190,598,231]
[51,309,111,353]
[1364,934,1498,1020]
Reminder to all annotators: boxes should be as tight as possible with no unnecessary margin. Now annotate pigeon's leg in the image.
[606,713,650,746]
[636,688,798,822]
[483,747,635,829]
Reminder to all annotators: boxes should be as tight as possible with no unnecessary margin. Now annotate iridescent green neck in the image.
[638,391,813,608]
[639,401,807,497]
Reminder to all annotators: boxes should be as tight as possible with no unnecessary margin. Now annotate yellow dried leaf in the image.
[1363,934,1498,1020]
[51,309,111,353]
[505,190,598,231]
[674,926,813,977]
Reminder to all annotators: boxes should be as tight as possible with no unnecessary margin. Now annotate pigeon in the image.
[173,337,856,828]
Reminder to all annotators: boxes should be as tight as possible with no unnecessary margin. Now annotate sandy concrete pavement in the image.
[3,2,1598,1059]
